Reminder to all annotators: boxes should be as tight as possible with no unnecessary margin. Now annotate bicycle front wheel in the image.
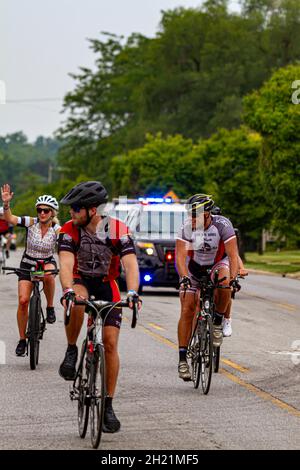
[189,329,201,389]
[28,295,41,370]
[90,344,106,449]
[213,346,220,373]
[77,339,90,439]
[199,316,213,395]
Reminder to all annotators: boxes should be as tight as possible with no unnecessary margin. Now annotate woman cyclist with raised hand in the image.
[1,183,61,357]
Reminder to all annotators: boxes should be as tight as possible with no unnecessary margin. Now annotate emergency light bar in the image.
[138,197,173,204]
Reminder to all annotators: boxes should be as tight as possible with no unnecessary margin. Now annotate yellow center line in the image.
[137,323,248,373]
[220,369,300,419]
[244,292,297,311]
[277,303,297,312]
[148,322,166,331]
[138,325,177,350]
[135,321,300,419]
[221,359,249,373]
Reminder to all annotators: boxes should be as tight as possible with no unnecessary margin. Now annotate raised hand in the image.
[1,184,14,204]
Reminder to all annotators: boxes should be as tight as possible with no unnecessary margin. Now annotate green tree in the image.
[58,1,300,178]
[109,133,196,197]
[243,63,300,238]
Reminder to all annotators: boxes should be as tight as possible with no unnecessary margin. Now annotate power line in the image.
[6,97,63,103]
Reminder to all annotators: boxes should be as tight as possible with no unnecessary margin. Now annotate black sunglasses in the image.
[70,204,85,213]
[37,207,51,214]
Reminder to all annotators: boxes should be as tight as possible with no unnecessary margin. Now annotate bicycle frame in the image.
[69,297,137,449]
[2,262,59,369]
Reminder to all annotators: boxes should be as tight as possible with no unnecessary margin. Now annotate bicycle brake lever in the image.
[130,297,138,329]
[64,300,72,326]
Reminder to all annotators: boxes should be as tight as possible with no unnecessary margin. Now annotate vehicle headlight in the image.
[136,242,156,256]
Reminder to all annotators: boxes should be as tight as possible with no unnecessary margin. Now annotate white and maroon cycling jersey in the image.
[177,215,236,267]
[17,216,60,260]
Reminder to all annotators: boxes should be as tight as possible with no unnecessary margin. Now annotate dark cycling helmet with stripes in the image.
[185,193,215,213]
[60,181,108,208]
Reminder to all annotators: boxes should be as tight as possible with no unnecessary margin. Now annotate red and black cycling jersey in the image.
[0,219,10,234]
[58,216,135,280]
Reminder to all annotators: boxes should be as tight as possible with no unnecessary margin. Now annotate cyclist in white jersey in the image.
[1,184,61,357]
[175,194,239,381]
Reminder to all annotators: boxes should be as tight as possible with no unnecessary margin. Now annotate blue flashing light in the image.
[144,274,152,282]
[138,197,173,204]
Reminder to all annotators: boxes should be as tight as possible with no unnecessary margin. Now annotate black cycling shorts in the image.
[18,255,57,282]
[73,276,122,329]
[0,227,13,236]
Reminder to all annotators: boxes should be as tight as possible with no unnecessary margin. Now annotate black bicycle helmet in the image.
[211,205,222,215]
[60,181,108,208]
[185,194,215,213]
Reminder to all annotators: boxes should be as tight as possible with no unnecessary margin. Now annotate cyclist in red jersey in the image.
[0,206,13,256]
[58,181,141,433]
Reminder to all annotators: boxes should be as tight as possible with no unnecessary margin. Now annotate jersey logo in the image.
[62,233,73,242]
[215,217,230,227]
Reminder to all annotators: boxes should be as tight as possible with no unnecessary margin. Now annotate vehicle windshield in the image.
[110,209,186,239]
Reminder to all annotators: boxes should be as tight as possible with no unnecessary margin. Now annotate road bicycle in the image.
[186,270,231,394]
[3,262,59,369]
[68,296,138,449]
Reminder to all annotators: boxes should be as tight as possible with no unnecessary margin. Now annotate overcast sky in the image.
[0,0,240,142]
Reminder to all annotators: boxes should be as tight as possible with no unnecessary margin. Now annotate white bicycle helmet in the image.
[35,194,59,211]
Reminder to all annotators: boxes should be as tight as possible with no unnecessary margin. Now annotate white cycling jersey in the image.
[177,215,236,267]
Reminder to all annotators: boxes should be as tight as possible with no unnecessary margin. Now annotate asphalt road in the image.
[0,250,299,450]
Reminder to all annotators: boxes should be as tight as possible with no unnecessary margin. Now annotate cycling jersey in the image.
[177,215,236,268]
[17,216,60,260]
[0,219,10,234]
[58,216,135,279]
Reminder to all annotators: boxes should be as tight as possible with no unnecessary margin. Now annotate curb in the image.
[246,268,300,280]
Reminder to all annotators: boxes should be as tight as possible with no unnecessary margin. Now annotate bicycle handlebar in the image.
[2,266,59,276]
[71,298,138,329]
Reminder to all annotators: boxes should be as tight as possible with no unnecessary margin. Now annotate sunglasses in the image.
[70,204,85,213]
[37,207,51,214]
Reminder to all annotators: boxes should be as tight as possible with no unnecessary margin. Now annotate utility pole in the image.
[48,163,53,184]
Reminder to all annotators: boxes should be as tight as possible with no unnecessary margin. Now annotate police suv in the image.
[109,196,186,292]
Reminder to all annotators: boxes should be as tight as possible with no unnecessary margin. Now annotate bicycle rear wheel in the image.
[199,316,213,395]
[77,339,90,439]
[213,346,220,373]
[90,344,106,449]
[28,295,41,370]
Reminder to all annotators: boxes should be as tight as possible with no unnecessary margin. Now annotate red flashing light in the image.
[165,252,174,262]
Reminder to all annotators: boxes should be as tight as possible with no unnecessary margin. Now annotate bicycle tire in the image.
[213,346,220,373]
[28,295,41,370]
[190,327,201,389]
[77,339,90,439]
[90,344,106,449]
[200,316,213,395]
[0,248,5,271]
